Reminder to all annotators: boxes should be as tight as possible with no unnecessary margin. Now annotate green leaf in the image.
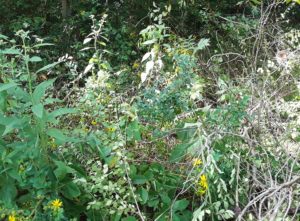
[169,143,189,162]
[0,82,18,92]
[142,39,157,45]
[138,188,148,204]
[0,116,27,136]
[62,182,81,199]
[32,79,55,104]
[160,193,171,204]
[54,161,75,180]
[33,43,54,48]
[47,128,67,142]
[0,177,17,207]
[0,48,21,55]
[126,120,141,141]
[173,214,181,221]
[131,175,148,185]
[32,103,44,118]
[0,34,8,40]
[48,108,77,121]
[29,56,42,62]
[173,199,189,211]
[35,61,61,74]
[122,217,137,221]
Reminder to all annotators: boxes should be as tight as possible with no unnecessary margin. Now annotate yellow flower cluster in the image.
[196,174,208,196]
[105,127,116,133]
[132,62,140,69]
[193,158,202,167]
[8,215,16,221]
[91,120,97,126]
[178,48,193,55]
[50,199,63,210]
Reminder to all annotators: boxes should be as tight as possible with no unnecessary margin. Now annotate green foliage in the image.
[0,1,300,221]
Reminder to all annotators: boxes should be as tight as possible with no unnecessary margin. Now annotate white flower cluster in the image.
[85,70,109,89]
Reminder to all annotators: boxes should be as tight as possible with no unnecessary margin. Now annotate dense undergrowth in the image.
[0,0,300,220]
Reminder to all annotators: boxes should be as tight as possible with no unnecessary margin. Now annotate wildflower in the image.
[50,199,63,210]
[50,138,57,150]
[132,62,140,69]
[18,164,25,173]
[91,120,97,126]
[106,127,116,133]
[196,174,208,196]
[8,215,16,221]
[193,158,202,167]
[199,174,208,189]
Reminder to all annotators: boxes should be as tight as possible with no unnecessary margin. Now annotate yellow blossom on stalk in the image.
[196,174,208,196]
[91,120,97,126]
[193,158,202,167]
[8,215,16,221]
[50,199,63,210]
[199,174,208,189]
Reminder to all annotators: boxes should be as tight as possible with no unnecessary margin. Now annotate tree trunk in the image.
[61,0,71,19]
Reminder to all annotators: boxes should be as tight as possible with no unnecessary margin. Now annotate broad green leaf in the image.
[62,182,81,199]
[35,61,61,74]
[0,116,27,136]
[138,188,148,204]
[131,175,148,185]
[48,108,77,121]
[32,79,55,104]
[160,193,171,204]
[29,56,42,62]
[0,177,17,207]
[54,160,75,180]
[173,214,181,221]
[173,199,189,211]
[32,103,44,118]
[126,120,141,141]
[47,128,67,142]
[169,143,189,162]
[0,82,18,92]
[10,86,31,102]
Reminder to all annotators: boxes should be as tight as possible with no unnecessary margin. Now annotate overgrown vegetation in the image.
[0,0,300,220]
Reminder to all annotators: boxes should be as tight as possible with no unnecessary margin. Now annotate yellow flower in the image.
[106,127,116,133]
[50,199,63,210]
[199,174,208,189]
[193,158,202,167]
[132,62,140,69]
[91,120,97,126]
[8,215,16,221]
[175,66,181,74]
[196,174,208,196]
